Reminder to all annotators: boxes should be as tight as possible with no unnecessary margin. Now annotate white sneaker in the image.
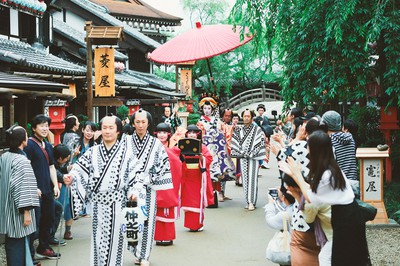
[261,163,270,169]
[248,203,255,211]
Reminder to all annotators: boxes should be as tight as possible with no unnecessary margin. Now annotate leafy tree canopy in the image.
[152,0,282,101]
[229,0,400,108]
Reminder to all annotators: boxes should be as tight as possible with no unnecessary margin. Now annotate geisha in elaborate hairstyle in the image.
[196,96,236,203]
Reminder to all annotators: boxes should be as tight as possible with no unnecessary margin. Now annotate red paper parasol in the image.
[148,22,253,64]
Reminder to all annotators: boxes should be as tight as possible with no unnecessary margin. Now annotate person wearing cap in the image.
[153,123,182,246]
[180,124,214,232]
[231,109,266,211]
[197,97,235,204]
[255,104,272,169]
[321,111,359,196]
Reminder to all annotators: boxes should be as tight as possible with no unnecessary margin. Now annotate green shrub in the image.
[116,105,130,121]
[348,105,384,147]
[384,182,400,224]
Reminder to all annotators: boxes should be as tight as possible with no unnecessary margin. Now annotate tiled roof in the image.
[138,87,185,98]
[0,38,86,75]
[114,71,184,98]
[115,72,148,87]
[126,70,175,91]
[51,16,178,96]
[90,0,182,23]
[53,18,128,61]
[69,0,160,49]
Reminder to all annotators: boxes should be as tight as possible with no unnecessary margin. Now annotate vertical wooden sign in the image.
[94,47,115,97]
[180,69,192,97]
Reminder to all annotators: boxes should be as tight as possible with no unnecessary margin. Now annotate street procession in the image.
[1,0,400,266]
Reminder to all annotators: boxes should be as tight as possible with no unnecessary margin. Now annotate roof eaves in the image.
[126,70,175,91]
[70,0,160,49]
[53,18,128,61]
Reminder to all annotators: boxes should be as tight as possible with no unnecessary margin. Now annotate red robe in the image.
[154,146,182,241]
[180,144,214,230]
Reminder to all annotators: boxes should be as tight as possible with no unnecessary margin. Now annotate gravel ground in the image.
[1,226,400,265]
[367,225,400,265]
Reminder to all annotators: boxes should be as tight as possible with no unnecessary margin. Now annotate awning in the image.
[0,72,69,91]
[0,72,73,100]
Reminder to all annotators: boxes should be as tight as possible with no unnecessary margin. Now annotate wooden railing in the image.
[226,88,282,110]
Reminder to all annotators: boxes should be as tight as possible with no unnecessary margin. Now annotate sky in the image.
[142,0,236,33]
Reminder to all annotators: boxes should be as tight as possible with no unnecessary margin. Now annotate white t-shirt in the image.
[307,170,354,206]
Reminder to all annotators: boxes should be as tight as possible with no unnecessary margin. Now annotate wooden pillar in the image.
[175,65,179,93]
[9,97,14,126]
[86,21,93,121]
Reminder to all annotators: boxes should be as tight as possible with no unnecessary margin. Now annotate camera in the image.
[268,188,278,199]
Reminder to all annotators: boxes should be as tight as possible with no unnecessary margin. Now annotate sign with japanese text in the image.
[362,158,382,201]
[180,69,192,97]
[44,99,68,107]
[94,47,115,97]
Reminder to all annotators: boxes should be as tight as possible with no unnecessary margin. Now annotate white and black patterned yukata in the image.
[69,140,139,266]
[231,123,266,206]
[125,132,173,262]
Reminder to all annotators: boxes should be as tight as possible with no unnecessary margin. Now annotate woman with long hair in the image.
[271,120,321,266]
[78,121,98,157]
[280,130,369,266]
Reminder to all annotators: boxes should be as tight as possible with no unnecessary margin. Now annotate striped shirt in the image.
[330,132,358,180]
[0,151,39,238]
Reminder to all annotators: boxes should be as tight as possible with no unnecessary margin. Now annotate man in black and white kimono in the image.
[231,109,266,211]
[65,116,140,266]
[125,109,173,266]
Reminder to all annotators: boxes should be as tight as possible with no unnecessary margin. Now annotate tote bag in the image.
[266,211,291,265]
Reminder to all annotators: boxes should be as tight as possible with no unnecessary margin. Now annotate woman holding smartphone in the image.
[280,130,369,265]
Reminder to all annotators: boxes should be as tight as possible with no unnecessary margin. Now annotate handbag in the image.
[356,199,377,222]
[266,211,291,265]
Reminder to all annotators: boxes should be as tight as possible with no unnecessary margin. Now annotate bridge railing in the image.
[227,88,282,109]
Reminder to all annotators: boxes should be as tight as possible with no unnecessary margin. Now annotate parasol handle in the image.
[206,58,217,94]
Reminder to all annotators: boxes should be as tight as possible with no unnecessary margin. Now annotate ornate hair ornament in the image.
[198,93,219,108]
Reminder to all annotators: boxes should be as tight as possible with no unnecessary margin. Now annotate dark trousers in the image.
[5,236,32,266]
[51,199,63,239]
[30,193,55,253]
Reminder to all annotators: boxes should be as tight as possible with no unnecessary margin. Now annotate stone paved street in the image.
[42,157,281,266]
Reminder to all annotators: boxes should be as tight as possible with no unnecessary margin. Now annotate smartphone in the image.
[268,188,278,199]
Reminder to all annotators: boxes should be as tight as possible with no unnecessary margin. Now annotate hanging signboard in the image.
[94,47,115,97]
[180,69,192,97]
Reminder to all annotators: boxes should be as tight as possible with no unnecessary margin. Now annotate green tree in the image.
[167,0,282,99]
[229,0,400,108]
[182,0,228,26]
